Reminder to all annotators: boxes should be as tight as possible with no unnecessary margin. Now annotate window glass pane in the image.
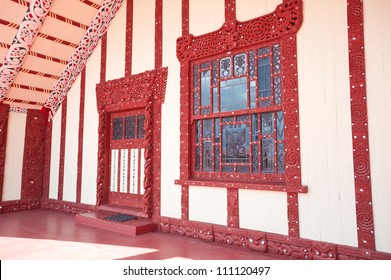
[212,60,218,85]
[195,146,200,171]
[213,88,219,113]
[249,51,256,78]
[222,165,235,172]
[234,53,247,76]
[214,145,220,172]
[193,64,199,88]
[252,114,259,141]
[258,47,270,56]
[261,112,274,135]
[276,111,284,140]
[273,44,281,74]
[237,166,250,173]
[252,144,259,172]
[220,57,232,78]
[203,119,213,138]
[201,71,211,106]
[215,118,220,142]
[137,115,145,139]
[258,57,271,98]
[250,80,256,108]
[222,124,250,163]
[261,138,274,173]
[196,120,200,144]
[277,142,285,174]
[202,140,213,171]
[201,61,210,69]
[113,118,123,140]
[274,76,281,105]
[125,116,137,139]
[220,77,248,112]
[194,90,199,115]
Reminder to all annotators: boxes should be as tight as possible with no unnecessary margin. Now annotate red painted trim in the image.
[180,0,190,220]
[57,99,67,201]
[21,110,46,200]
[42,121,52,199]
[12,83,51,93]
[125,0,133,76]
[182,0,189,36]
[0,199,40,214]
[79,0,101,9]
[347,0,375,250]
[41,198,97,214]
[155,0,163,69]
[100,33,107,83]
[0,104,10,202]
[76,69,86,203]
[225,0,236,22]
[158,217,391,260]
[3,98,43,107]
[175,179,307,193]
[227,188,239,227]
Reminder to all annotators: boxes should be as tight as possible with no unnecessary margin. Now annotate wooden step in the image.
[75,211,156,236]
[98,204,149,219]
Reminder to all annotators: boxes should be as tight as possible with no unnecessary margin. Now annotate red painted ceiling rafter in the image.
[42,0,126,121]
[0,0,54,102]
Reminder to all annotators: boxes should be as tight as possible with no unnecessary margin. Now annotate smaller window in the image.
[112,114,145,140]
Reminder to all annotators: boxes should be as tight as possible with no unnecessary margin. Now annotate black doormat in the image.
[104,214,138,222]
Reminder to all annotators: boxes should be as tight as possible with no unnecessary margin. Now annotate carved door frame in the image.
[96,67,168,218]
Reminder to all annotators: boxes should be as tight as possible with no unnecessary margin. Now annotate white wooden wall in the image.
[40,0,391,253]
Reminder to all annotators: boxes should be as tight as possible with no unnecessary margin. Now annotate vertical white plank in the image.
[119,149,128,193]
[106,1,126,80]
[364,0,391,254]
[129,149,139,194]
[110,149,118,192]
[2,112,26,201]
[132,0,155,74]
[139,148,145,195]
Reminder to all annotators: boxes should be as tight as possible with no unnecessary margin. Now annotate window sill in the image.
[175,179,308,193]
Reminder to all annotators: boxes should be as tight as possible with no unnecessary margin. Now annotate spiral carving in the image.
[351,101,367,123]
[349,53,365,73]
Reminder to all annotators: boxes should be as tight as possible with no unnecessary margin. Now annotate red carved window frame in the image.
[176,0,307,194]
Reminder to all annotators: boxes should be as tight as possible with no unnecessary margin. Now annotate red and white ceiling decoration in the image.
[0,0,124,119]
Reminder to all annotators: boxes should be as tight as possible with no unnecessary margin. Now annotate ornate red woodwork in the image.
[42,121,52,199]
[96,67,167,217]
[347,0,375,250]
[177,0,304,237]
[158,217,391,260]
[125,0,134,76]
[155,0,163,69]
[21,110,47,200]
[0,104,9,201]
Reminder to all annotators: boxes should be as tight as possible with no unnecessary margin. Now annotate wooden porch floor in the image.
[0,209,291,260]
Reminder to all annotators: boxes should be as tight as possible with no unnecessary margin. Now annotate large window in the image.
[192,43,285,182]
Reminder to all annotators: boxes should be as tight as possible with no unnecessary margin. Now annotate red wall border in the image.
[76,69,86,203]
[158,217,391,260]
[155,0,163,69]
[0,104,9,202]
[347,0,375,250]
[125,0,133,76]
